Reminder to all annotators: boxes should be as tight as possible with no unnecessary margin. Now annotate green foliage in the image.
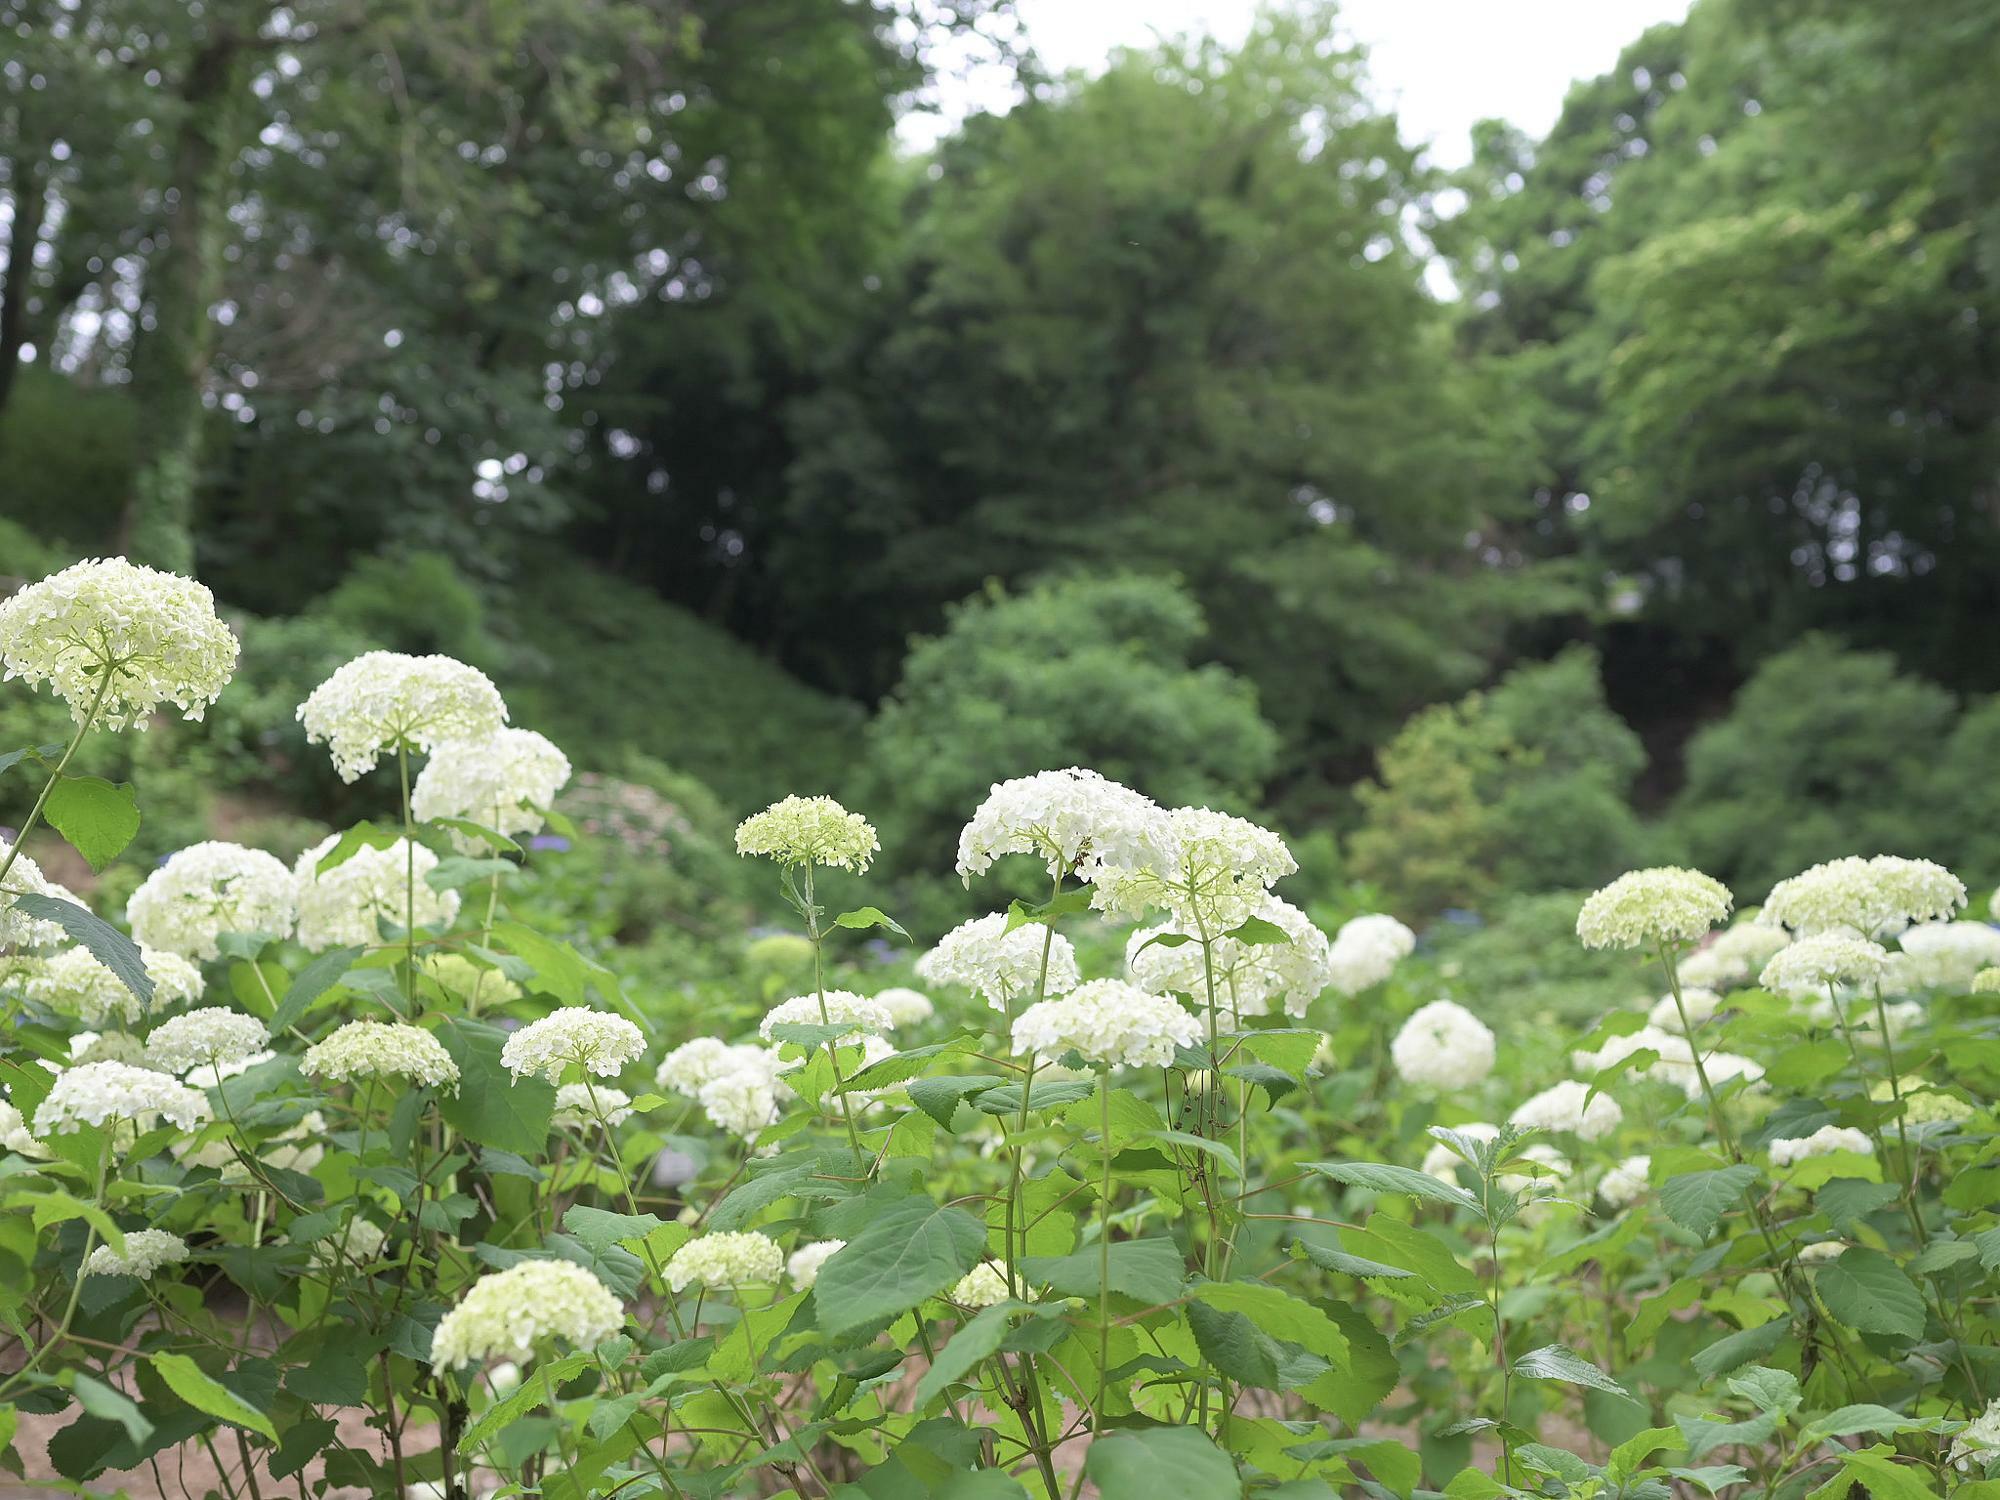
[865,573,1279,872]
[1426,891,1639,1023]
[0,370,134,550]
[1349,648,1648,915]
[317,550,493,662]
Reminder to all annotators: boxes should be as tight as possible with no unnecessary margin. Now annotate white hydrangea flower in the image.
[82,1229,190,1280]
[759,992,893,1047]
[551,1083,633,1130]
[1577,868,1732,951]
[292,834,461,951]
[734,795,879,872]
[412,728,572,852]
[126,841,298,960]
[1570,1024,1696,1080]
[69,1029,149,1067]
[1951,1397,2000,1473]
[1680,922,1791,989]
[656,1038,748,1096]
[1420,1122,1498,1181]
[144,1008,269,1076]
[664,1231,785,1292]
[500,1008,645,1083]
[190,1048,276,1084]
[1768,1125,1873,1167]
[1326,913,1418,996]
[1762,856,1965,938]
[1127,895,1334,1019]
[0,1099,50,1158]
[35,1061,211,1137]
[1598,1155,1651,1208]
[1647,988,1722,1033]
[873,987,935,1027]
[1798,1240,1847,1264]
[297,651,507,782]
[1693,1052,1766,1100]
[1759,934,1889,995]
[0,841,73,951]
[1391,1001,1496,1089]
[697,1066,787,1138]
[956,768,1171,883]
[28,944,205,1026]
[917,913,1081,1010]
[1091,806,1297,932]
[0,558,239,730]
[1510,1080,1623,1141]
[225,1109,327,1182]
[787,1239,846,1289]
[301,1020,460,1090]
[1011,979,1200,1071]
[420,953,523,1010]
[1974,968,2000,995]
[429,1259,626,1368]
[950,1262,1021,1308]
[1898,921,2000,989]
[307,1216,387,1270]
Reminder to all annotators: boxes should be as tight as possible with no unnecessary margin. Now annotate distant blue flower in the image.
[529,835,571,852]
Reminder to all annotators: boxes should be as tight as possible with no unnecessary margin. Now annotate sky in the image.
[906,0,1693,168]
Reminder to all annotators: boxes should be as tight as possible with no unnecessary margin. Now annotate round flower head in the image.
[1898,920,2000,989]
[1011,979,1200,1071]
[144,1007,269,1076]
[759,991,893,1047]
[292,834,461,951]
[0,558,238,730]
[1768,1125,1872,1167]
[551,1083,633,1130]
[697,1065,788,1138]
[35,1061,211,1138]
[1953,1398,2000,1474]
[1692,1052,1765,1100]
[1598,1155,1651,1209]
[30,944,205,1026]
[1,1100,50,1159]
[500,1008,645,1083]
[420,953,522,1010]
[1391,1001,1496,1089]
[1327,913,1418,996]
[1571,1024,1697,1083]
[429,1259,625,1369]
[297,651,507,782]
[413,728,573,852]
[126,841,297,962]
[1127,895,1334,1019]
[950,1262,1020,1309]
[1759,934,1889,995]
[1680,922,1791,989]
[1420,1122,1498,1181]
[0,843,85,951]
[734,795,878,873]
[787,1239,845,1290]
[657,1038,750,1096]
[82,1229,190,1280]
[917,913,1081,1010]
[69,1030,148,1067]
[1577,868,1732,951]
[1869,1076,1974,1127]
[1648,988,1722,1033]
[664,1231,785,1292]
[301,1020,460,1090]
[1510,1080,1624,1141]
[307,1216,387,1270]
[873,986,935,1027]
[1762,855,1965,938]
[956,768,1171,883]
[1091,806,1297,932]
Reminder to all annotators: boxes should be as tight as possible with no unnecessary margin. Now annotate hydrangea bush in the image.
[2,559,1999,1498]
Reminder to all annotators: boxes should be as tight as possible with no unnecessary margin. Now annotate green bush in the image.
[864,572,1280,879]
[0,368,134,550]
[1348,647,1648,915]
[1671,634,1958,899]
[317,550,494,662]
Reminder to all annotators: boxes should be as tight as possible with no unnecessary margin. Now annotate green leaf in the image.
[1658,1164,1762,1237]
[1691,1316,1791,1381]
[1812,1247,1926,1339]
[1304,1159,1480,1212]
[148,1353,278,1442]
[1002,888,1096,933]
[562,1206,663,1256]
[1725,1366,1802,1416]
[435,1018,554,1155]
[1816,1178,1902,1235]
[67,1372,153,1445]
[912,1301,1024,1408]
[44,776,140,871]
[459,1353,591,1449]
[425,856,514,892]
[1192,1282,1349,1371]
[973,1080,1096,1115]
[1021,1239,1186,1304]
[706,1166,819,1232]
[1222,914,1290,946]
[1143,1129,1242,1178]
[1513,1343,1630,1397]
[1187,1300,1328,1391]
[905,1075,1002,1128]
[0,743,61,777]
[834,906,910,940]
[811,1195,988,1336]
[1085,1426,1239,1500]
[13,894,152,1010]
[310,821,399,876]
[269,946,364,1035]
[428,816,522,854]
[1291,1242,1415,1280]
[491,920,618,1009]
[1810,1448,1940,1500]
[1798,1405,1936,1446]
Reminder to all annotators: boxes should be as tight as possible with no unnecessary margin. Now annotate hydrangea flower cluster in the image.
[421,953,522,1010]
[1898,920,2000,989]
[951,1262,1015,1308]
[1678,921,1791,989]
[664,1231,785,1291]
[0,557,238,729]
[412,728,573,851]
[301,1020,461,1090]
[35,1061,211,1137]
[308,1216,387,1270]
[873,987,935,1027]
[1768,1125,1873,1166]
[1509,1080,1624,1141]
[1758,934,1889,995]
[297,651,508,782]
[430,1260,626,1369]
[1647,987,1722,1033]
[1761,855,1965,938]
[1326,913,1417,996]
[918,913,1081,1010]
[500,1008,645,1083]
[1391,1001,1496,1089]
[82,1229,190,1280]
[734,795,879,872]
[787,1239,845,1289]
[759,992,894,1046]
[126,841,298,959]
[551,1083,634,1130]
[1127,895,1333,1018]
[1091,806,1296,932]
[292,834,461,951]
[1011,979,1200,1070]
[955,768,1170,882]
[31,943,205,1025]
[0,1100,48,1158]
[143,1007,270,1075]
[0,841,73,951]
[1951,1398,2000,1474]
[1597,1155,1651,1208]
[654,1039,791,1138]
[1577,867,1732,950]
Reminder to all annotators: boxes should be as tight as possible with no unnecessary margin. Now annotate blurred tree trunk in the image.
[118,31,245,572]
[0,150,49,417]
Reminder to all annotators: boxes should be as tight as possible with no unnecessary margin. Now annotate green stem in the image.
[1095,1066,1112,1437]
[398,743,417,1011]
[801,864,865,1163]
[0,1135,111,1399]
[0,666,113,894]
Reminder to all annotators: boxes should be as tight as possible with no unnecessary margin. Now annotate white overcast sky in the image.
[906,0,1693,167]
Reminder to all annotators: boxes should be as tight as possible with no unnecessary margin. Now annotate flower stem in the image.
[0,666,113,893]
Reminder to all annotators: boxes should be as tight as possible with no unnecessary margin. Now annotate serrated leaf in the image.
[67,1372,153,1445]
[834,906,909,940]
[13,894,152,1010]
[44,776,140,871]
[1798,1404,1936,1446]
[0,743,61,777]
[435,1017,554,1155]
[1002,888,1095,933]
[310,820,399,876]
[1691,1316,1791,1380]
[1812,1247,1925,1339]
[912,1301,1024,1408]
[1305,1159,1481,1212]
[1223,914,1290,946]
[1292,1242,1415,1279]
[811,1195,987,1336]
[1021,1239,1185,1304]
[428,816,522,853]
[1659,1164,1761,1237]
[149,1353,278,1442]
[1085,1426,1239,1500]
[562,1206,663,1256]
[269,945,363,1035]
[425,856,514,892]
[1513,1343,1630,1396]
